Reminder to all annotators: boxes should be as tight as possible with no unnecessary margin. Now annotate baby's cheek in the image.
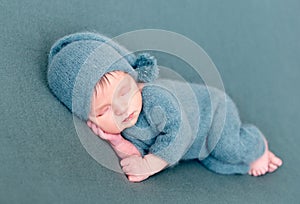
[103,124,123,134]
[100,117,123,134]
[87,116,98,126]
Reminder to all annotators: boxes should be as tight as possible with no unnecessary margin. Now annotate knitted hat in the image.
[47,32,159,121]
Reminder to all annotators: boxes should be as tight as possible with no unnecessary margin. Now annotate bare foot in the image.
[248,138,283,176]
[268,151,283,173]
[248,138,269,176]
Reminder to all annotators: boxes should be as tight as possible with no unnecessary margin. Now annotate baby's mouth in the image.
[123,112,135,122]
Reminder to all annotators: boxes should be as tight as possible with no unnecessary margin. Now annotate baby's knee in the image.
[212,139,243,163]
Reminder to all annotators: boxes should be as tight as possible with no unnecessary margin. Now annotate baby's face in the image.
[89,71,143,134]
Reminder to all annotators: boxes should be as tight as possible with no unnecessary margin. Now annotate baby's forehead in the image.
[93,71,127,95]
[100,71,126,85]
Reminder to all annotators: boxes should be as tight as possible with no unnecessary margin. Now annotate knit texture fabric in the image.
[122,81,265,174]
[47,32,159,120]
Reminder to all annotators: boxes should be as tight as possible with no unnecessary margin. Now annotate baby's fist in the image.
[120,155,152,176]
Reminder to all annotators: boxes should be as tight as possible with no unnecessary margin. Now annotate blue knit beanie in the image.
[47,32,159,121]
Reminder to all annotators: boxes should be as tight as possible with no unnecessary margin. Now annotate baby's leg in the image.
[201,154,250,174]
[204,123,265,173]
[202,88,282,175]
[205,122,282,176]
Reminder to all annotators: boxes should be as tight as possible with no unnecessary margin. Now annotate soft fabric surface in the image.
[1,0,299,203]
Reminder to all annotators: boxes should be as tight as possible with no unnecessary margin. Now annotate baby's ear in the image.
[86,120,101,136]
[134,53,159,83]
[86,120,92,128]
[86,120,97,131]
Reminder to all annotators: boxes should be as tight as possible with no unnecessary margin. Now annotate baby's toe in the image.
[258,169,264,176]
[258,168,268,176]
[254,170,261,177]
[269,152,283,166]
[248,169,255,176]
[248,169,257,176]
[268,163,278,173]
[273,157,283,166]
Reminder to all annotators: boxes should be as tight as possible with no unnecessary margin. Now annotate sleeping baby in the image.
[47,32,282,182]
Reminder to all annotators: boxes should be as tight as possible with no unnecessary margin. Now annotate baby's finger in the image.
[128,175,148,182]
[120,158,130,167]
[122,166,130,173]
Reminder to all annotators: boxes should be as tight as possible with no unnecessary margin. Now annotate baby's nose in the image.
[113,101,128,116]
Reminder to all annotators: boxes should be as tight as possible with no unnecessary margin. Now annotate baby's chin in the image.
[119,118,138,132]
[103,124,134,134]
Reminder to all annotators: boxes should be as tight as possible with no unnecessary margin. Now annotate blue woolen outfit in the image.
[47,32,265,175]
[122,81,265,174]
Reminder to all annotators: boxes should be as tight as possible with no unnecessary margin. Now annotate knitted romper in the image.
[47,32,265,174]
[122,80,265,174]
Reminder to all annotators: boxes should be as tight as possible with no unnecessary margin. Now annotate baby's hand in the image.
[120,154,168,182]
[87,120,119,141]
[120,155,151,181]
[86,120,141,159]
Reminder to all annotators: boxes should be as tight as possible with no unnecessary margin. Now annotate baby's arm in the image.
[121,154,168,182]
[87,120,141,159]
[120,85,193,182]
[88,120,168,182]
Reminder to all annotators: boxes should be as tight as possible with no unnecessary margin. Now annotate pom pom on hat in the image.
[134,53,159,83]
[47,32,159,120]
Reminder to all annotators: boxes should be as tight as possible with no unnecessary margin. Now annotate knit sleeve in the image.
[142,85,195,166]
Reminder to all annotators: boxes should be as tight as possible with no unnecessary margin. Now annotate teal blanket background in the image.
[1,0,299,203]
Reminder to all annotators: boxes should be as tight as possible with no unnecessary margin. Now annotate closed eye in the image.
[97,106,110,117]
[119,86,130,96]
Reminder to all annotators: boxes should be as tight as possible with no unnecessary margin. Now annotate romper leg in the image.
[201,124,265,174]
[201,154,249,174]
[200,88,265,174]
